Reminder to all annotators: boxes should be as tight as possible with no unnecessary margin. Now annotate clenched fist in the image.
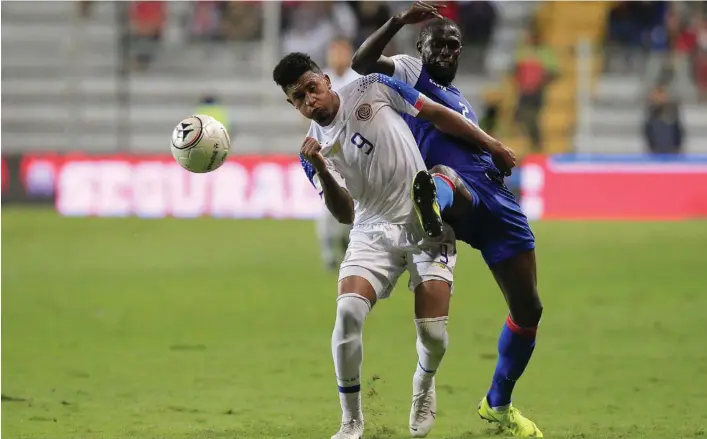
[300,136,327,173]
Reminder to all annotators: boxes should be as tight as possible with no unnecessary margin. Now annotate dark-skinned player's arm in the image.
[416,97,516,175]
[351,1,444,75]
[372,73,516,175]
[300,137,355,225]
[318,169,355,225]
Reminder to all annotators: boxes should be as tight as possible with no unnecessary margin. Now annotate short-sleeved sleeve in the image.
[369,73,426,117]
[391,54,423,86]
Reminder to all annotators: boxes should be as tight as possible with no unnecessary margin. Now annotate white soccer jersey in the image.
[301,74,428,226]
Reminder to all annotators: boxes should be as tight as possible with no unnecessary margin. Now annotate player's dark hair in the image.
[417,18,461,46]
[273,52,323,91]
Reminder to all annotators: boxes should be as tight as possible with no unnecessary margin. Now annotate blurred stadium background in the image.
[2,2,707,439]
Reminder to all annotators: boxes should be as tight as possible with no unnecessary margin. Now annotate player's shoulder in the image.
[391,53,422,67]
[347,73,404,93]
[336,74,382,102]
[390,54,423,84]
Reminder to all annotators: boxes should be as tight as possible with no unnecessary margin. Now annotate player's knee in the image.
[334,293,371,335]
[429,165,457,182]
[511,298,543,328]
[415,317,449,355]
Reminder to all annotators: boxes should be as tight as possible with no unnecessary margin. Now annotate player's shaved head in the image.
[418,18,460,46]
[273,52,338,125]
[417,18,462,86]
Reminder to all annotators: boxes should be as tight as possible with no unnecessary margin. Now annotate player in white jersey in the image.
[273,52,515,439]
[317,37,361,271]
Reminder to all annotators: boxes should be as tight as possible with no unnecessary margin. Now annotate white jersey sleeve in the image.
[391,54,423,86]
[365,73,425,117]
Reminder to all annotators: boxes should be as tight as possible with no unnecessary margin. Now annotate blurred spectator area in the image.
[586,0,707,154]
[3,1,702,156]
[485,1,707,157]
[0,0,506,155]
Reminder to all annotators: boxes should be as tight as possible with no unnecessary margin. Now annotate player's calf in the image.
[332,292,371,425]
[485,250,542,418]
[409,279,451,437]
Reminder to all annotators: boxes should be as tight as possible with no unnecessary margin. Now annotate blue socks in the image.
[486,316,537,408]
[432,174,455,211]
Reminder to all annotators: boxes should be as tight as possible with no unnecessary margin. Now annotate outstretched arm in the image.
[373,73,516,175]
[351,2,443,76]
[417,98,516,175]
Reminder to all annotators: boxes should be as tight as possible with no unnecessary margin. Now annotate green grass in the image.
[2,208,706,439]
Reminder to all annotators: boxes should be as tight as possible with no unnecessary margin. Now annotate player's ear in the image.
[286,97,294,107]
[416,40,423,55]
[324,74,332,89]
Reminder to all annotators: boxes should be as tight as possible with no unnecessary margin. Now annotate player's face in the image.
[285,71,336,125]
[418,25,462,86]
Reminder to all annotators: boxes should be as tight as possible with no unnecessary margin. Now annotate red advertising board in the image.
[10,153,707,221]
[18,154,323,218]
[521,155,707,220]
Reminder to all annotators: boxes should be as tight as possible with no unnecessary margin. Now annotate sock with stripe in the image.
[486,315,538,409]
[332,293,371,421]
[414,317,449,386]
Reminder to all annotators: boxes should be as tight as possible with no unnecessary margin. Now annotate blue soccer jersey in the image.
[391,54,496,174]
[392,55,535,265]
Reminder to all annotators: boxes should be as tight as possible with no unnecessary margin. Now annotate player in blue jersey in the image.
[352,3,544,437]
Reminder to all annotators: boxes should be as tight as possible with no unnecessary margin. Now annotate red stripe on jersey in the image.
[414,95,425,111]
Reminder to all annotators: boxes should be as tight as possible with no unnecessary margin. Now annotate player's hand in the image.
[490,142,516,176]
[395,1,445,25]
[301,137,327,174]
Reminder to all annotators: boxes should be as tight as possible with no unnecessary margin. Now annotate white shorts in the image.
[339,223,457,299]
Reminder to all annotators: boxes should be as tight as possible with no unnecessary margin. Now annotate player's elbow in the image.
[328,197,354,225]
[332,208,354,225]
[336,214,354,226]
[350,53,370,75]
[334,203,355,225]
[350,51,379,75]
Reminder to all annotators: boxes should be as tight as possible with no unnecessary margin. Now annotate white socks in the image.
[332,293,371,421]
[414,317,449,385]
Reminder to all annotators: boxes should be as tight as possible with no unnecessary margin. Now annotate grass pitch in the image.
[2,208,706,439]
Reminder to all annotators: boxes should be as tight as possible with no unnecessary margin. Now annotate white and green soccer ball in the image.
[171,115,231,173]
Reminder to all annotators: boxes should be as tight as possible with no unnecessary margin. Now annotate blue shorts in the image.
[446,170,535,266]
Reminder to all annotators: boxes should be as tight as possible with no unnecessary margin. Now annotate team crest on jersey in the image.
[356,103,372,121]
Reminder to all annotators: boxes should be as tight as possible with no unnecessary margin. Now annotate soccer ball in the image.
[170,115,231,173]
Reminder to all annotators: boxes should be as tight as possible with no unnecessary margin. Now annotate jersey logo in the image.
[355,103,372,121]
[428,78,448,92]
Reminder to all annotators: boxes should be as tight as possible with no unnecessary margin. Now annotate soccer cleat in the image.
[409,377,437,437]
[478,397,543,437]
[331,418,364,439]
[411,170,444,238]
